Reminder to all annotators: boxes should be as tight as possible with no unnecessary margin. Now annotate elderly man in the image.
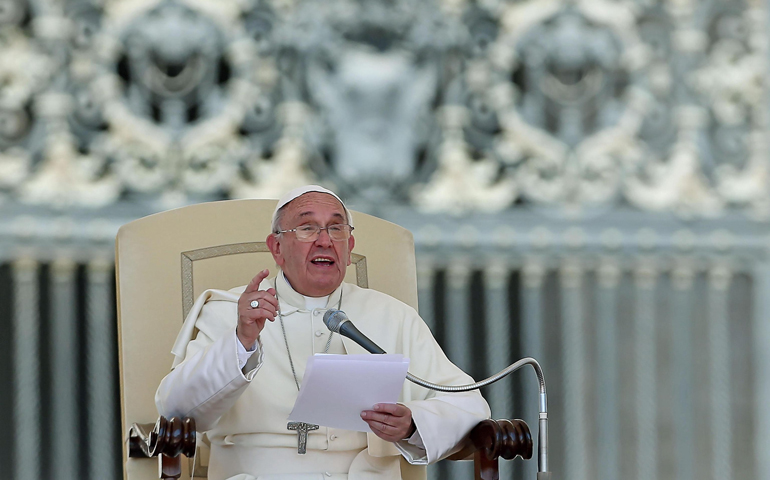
[156,185,490,480]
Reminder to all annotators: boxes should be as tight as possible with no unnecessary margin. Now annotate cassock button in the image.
[313,310,321,316]
[315,330,323,337]
[330,434,337,440]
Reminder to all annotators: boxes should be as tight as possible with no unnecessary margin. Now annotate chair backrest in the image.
[116,199,419,480]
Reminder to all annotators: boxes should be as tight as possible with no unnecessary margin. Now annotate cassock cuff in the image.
[394,402,427,464]
[234,330,263,379]
[394,437,428,465]
[407,429,426,449]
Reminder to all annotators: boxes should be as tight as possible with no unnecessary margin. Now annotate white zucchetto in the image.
[271,185,354,228]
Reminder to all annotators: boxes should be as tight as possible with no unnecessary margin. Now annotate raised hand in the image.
[360,403,416,442]
[236,269,278,349]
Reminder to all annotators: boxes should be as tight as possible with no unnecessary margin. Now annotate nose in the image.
[314,227,333,246]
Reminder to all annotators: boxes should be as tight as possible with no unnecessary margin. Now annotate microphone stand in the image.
[405,358,550,480]
[324,310,551,478]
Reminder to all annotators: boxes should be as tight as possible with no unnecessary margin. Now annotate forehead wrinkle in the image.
[296,211,345,221]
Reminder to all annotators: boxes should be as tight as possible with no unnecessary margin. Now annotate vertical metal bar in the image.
[446,261,472,372]
[87,258,118,480]
[561,259,588,480]
[708,265,732,480]
[753,262,770,480]
[521,260,545,480]
[634,261,658,480]
[672,263,695,480]
[521,260,545,359]
[417,258,437,334]
[13,258,41,480]
[483,262,511,416]
[596,260,621,480]
[483,263,512,480]
[445,261,473,480]
[51,258,79,480]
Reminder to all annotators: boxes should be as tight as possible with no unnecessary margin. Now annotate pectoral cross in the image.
[287,421,319,454]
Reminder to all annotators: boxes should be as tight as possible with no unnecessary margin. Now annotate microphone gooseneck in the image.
[322,308,551,476]
[322,309,386,354]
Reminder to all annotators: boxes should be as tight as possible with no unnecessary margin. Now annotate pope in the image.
[156,185,490,480]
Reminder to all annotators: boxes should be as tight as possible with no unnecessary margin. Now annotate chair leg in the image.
[474,450,499,480]
[161,455,182,479]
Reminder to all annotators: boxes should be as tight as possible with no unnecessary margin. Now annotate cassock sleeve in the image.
[394,309,491,465]
[155,296,264,432]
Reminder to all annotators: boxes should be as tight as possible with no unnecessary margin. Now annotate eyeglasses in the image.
[276,224,354,242]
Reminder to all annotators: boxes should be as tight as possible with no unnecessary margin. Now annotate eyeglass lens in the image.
[295,225,351,241]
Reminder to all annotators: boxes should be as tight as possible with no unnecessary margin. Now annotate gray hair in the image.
[272,204,288,233]
[271,196,351,234]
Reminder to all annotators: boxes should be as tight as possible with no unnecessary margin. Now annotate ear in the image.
[346,235,355,266]
[266,233,285,266]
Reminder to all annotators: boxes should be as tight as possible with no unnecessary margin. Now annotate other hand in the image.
[237,269,278,349]
[361,403,416,442]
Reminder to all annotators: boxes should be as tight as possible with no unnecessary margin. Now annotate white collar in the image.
[275,271,343,315]
[303,295,329,310]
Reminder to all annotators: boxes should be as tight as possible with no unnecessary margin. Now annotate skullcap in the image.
[272,185,353,228]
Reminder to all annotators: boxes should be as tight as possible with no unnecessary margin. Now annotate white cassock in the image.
[156,273,490,480]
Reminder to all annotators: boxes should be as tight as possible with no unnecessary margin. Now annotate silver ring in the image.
[250,300,259,309]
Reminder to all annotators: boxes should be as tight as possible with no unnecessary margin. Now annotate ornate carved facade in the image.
[1,0,766,216]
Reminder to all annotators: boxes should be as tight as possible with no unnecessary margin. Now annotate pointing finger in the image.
[245,269,269,293]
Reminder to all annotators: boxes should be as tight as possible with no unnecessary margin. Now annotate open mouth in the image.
[311,256,335,267]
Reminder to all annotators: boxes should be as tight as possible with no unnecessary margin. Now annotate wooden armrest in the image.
[128,416,197,480]
[126,416,530,480]
[447,418,533,480]
[448,418,532,461]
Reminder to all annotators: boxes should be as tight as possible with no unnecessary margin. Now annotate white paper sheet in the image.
[287,354,410,432]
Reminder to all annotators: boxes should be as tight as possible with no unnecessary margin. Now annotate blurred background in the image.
[0,0,768,479]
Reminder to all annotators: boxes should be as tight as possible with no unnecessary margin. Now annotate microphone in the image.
[323,309,386,354]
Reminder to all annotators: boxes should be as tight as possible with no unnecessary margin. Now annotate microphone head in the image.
[323,309,349,333]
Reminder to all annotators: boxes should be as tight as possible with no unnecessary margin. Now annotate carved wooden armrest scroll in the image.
[448,419,533,480]
[128,416,197,480]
